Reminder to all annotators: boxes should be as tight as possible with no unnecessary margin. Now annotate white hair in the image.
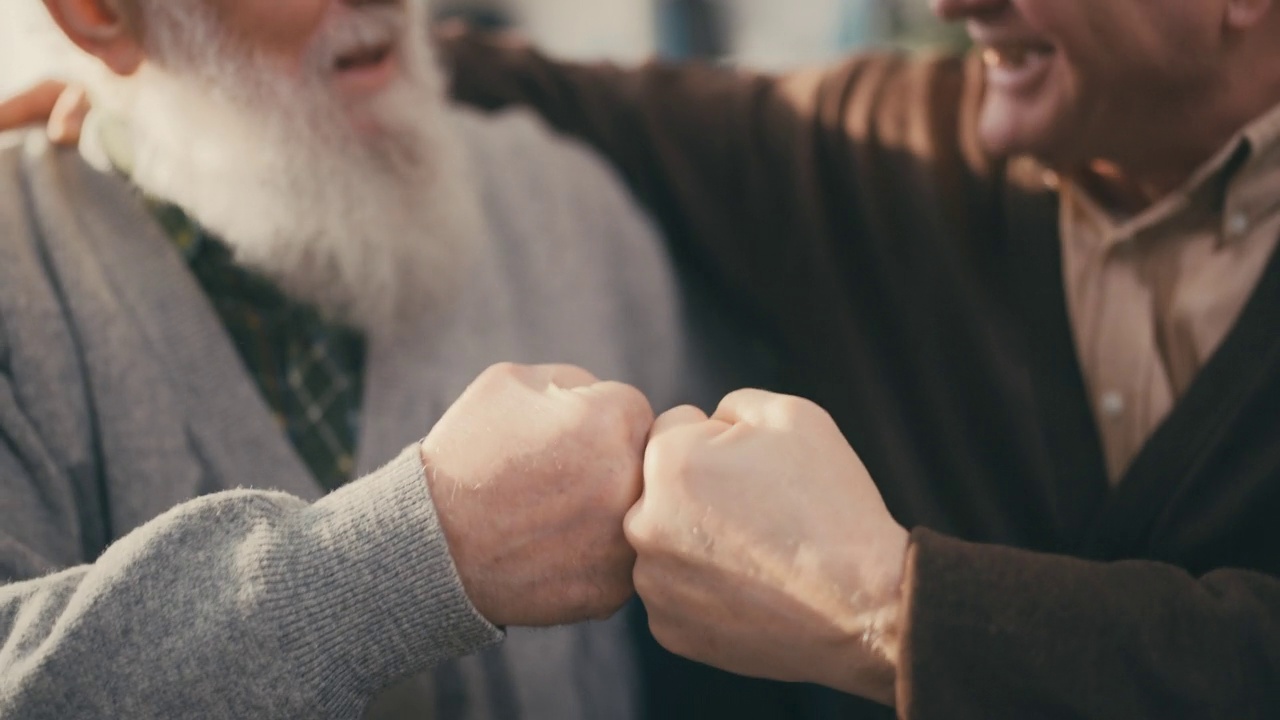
[74,0,485,334]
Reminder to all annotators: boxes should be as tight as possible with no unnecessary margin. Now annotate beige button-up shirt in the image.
[1061,102,1280,484]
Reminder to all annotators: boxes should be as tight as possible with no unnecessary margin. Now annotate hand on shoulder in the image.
[0,80,88,144]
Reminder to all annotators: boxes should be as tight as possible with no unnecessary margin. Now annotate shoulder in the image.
[449,104,672,282]
[446,105,690,396]
[0,131,51,280]
[0,132,97,285]
[0,129,37,196]
[800,50,986,171]
[449,104,649,217]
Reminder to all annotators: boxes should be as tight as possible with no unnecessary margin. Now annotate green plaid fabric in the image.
[151,203,367,492]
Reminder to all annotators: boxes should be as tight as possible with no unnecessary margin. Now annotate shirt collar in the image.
[1223,100,1280,245]
[1065,98,1280,250]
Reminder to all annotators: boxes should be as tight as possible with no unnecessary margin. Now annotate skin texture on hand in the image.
[626,390,910,706]
[0,80,87,145]
[420,362,655,628]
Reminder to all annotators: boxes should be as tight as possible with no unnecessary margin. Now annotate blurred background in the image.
[437,0,962,65]
[1,0,965,97]
[437,0,965,66]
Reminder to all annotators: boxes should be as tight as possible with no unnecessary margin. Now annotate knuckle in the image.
[624,510,655,548]
[595,400,630,438]
[770,394,824,426]
[721,388,757,405]
[476,362,522,391]
[616,384,656,429]
[486,361,521,377]
[644,434,695,483]
[631,560,659,599]
[562,395,597,433]
[604,469,643,513]
[590,382,655,436]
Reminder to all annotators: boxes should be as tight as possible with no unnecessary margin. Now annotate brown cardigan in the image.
[441,33,1280,719]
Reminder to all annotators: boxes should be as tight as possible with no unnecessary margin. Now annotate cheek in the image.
[1020,0,1214,86]
[213,0,329,68]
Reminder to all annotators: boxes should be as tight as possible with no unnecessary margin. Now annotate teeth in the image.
[983,45,1050,70]
[322,10,400,68]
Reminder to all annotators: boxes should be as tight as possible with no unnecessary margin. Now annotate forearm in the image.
[898,528,1280,719]
[0,446,500,719]
[439,27,829,306]
[440,26,760,213]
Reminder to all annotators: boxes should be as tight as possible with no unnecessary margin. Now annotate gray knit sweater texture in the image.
[0,107,718,719]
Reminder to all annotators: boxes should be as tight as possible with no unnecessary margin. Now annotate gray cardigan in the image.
[0,108,719,719]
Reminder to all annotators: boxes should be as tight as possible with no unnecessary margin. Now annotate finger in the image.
[480,362,598,391]
[574,381,656,445]
[536,363,600,390]
[713,388,822,429]
[711,388,779,426]
[649,404,709,440]
[623,489,647,545]
[0,80,67,131]
[640,406,710,501]
[47,85,90,146]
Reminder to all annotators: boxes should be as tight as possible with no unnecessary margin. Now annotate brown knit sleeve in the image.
[899,528,1280,719]
[438,28,975,328]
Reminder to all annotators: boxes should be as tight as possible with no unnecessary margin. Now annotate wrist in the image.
[825,523,910,705]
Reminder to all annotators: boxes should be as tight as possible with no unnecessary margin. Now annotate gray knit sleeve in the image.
[0,430,503,719]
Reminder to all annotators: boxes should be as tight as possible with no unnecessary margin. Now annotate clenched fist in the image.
[625,390,910,706]
[420,363,654,628]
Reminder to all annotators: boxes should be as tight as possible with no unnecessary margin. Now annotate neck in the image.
[1069,30,1280,214]
[1072,161,1198,216]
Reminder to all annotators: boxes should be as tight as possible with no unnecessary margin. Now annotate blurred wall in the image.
[718,0,895,69]
[0,0,967,97]
[511,0,657,63]
[0,2,78,97]
[491,0,963,67]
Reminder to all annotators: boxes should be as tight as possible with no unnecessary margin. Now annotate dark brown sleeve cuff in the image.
[897,527,1280,719]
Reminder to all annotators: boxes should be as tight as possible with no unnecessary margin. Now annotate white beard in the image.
[98,0,486,334]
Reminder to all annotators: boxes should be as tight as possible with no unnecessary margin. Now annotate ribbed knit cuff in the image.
[264,444,503,718]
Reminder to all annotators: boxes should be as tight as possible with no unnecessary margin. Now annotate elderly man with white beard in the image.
[0,0,743,718]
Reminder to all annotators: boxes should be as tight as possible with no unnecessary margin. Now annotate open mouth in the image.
[330,40,398,99]
[335,43,393,73]
[982,43,1054,71]
[980,42,1055,92]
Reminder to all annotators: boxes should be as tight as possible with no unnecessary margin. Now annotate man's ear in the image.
[42,0,144,76]
[1224,0,1273,30]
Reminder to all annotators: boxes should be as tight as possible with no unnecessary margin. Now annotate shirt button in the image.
[1100,391,1126,419]
[1227,211,1250,238]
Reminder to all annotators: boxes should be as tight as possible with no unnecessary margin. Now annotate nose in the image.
[931,0,1009,22]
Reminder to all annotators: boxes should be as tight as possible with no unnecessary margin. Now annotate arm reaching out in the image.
[629,389,1280,718]
[1,362,653,717]
[440,28,978,332]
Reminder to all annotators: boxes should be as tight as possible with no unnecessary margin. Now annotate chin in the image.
[977,94,1072,169]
